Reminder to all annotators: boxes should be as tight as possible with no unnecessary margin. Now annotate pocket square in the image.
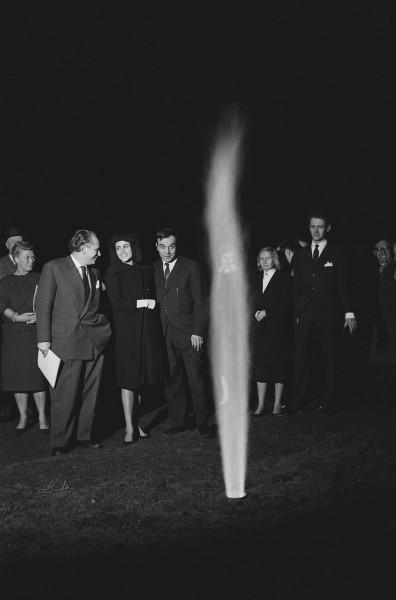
[95,280,101,289]
[324,262,334,267]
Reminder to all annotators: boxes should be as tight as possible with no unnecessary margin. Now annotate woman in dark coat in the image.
[251,246,292,416]
[0,240,48,435]
[104,232,165,444]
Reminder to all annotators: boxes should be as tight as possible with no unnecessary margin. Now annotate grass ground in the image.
[0,394,395,600]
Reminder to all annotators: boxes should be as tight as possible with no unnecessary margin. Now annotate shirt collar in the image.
[163,258,177,270]
[70,253,85,271]
[311,239,327,251]
[263,268,276,277]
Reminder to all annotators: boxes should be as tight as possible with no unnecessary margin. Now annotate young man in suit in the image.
[154,228,213,437]
[288,209,357,414]
[36,229,112,455]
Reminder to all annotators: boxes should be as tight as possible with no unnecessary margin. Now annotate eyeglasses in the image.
[374,247,390,253]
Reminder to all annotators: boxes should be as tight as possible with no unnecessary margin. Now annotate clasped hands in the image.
[136,299,156,309]
[255,310,266,322]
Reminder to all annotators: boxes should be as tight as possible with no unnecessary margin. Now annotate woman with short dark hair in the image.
[0,241,48,434]
[105,232,165,444]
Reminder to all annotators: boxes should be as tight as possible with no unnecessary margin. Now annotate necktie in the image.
[81,266,90,303]
[312,244,319,264]
[164,263,170,286]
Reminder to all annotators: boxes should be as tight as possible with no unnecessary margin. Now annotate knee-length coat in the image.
[104,262,165,389]
[251,269,293,382]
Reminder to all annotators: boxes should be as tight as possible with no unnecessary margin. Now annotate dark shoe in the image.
[51,447,68,457]
[199,425,215,439]
[162,425,188,435]
[252,411,264,418]
[75,440,104,449]
[13,425,29,437]
[138,428,151,440]
[123,432,140,445]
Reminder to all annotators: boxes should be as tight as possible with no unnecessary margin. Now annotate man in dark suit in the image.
[154,228,213,437]
[36,229,112,455]
[288,209,357,414]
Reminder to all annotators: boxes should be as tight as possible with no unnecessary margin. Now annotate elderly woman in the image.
[105,232,165,444]
[251,246,292,416]
[0,241,48,435]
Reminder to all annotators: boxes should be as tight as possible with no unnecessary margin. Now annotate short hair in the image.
[156,227,177,242]
[68,229,97,253]
[11,240,34,259]
[257,246,281,271]
[109,232,143,264]
[307,208,331,226]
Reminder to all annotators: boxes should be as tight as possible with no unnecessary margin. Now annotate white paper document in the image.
[38,349,61,388]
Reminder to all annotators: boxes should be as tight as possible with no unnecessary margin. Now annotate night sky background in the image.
[1,3,394,269]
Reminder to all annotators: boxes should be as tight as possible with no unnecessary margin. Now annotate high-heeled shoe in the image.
[123,432,140,445]
[138,428,151,440]
[252,411,264,418]
[13,425,29,437]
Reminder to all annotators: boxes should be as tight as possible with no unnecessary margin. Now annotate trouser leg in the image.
[76,351,104,441]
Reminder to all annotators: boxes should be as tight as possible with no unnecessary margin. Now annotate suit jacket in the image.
[251,269,293,336]
[36,256,111,360]
[292,241,353,324]
[153,256,207,348]
[0,254,16,280]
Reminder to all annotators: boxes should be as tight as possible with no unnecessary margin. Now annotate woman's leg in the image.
[121,388,136,442]
[254,382,267,415]
[33,391,49,429]
[14,393,28,429]
[273,383,284,414]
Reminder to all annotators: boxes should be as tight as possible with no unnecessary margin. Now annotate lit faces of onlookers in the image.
[81,235,101,266]
[309,218,331,243]
[15,250,35,273]
[259,250,275,272]
[373,240,391,266]
[156,236,177,263]
[115,241,133,264]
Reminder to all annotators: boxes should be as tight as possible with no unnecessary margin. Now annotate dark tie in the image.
[81,266,90,303]
[164,263,170,286]
[312,244,319,265]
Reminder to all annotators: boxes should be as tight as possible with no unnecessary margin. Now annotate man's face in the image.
[6,236,23,253]
[156,236,177,263]
[309,218,331,243]
[81,235,101,266]
[373,240,391,266]
[259,250,275,272]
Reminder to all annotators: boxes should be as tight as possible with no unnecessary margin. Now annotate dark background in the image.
[1,2,394,267]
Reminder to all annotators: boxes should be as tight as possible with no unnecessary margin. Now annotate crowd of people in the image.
[0,209,395,457]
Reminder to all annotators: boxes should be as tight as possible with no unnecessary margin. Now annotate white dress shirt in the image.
[262,268,276,293]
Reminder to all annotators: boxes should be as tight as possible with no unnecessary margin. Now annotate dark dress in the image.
[104,261,165,389]
[0,271,46,391]
[251,269,293,382]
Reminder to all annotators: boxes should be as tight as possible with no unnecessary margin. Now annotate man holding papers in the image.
[36,229,111,456]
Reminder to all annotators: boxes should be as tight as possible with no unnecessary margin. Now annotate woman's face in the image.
[115,241,133,263]
[259,250,275,272]
[15,250,35,273]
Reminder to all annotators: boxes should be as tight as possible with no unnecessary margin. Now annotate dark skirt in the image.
[251,329,290,383]
[1,325,47,391]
